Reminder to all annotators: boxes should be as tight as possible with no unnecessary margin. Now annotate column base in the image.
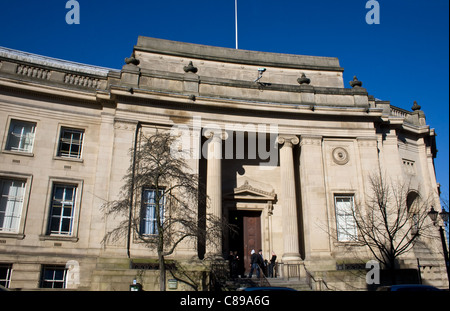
[282,253,302,262]
[204,252,225,261]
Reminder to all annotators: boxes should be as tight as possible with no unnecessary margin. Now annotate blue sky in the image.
[0,0,448,200]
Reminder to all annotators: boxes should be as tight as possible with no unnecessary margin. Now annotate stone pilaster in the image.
[356,137,380,202]
[277,135,302,262]
[379,130,403,178]
[299,135,330,259]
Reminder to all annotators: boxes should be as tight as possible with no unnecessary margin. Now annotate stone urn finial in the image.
[297,72,311,85]
[183,61,198,74]
[124,54,140,66]
[349,76,362,88]
[412,100,421,111]
[411,100,425,124]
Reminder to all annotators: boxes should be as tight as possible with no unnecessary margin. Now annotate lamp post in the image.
[130,279,142,291]
[427,206,450,288]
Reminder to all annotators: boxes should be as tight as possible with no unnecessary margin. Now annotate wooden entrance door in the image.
[242,211,261,275]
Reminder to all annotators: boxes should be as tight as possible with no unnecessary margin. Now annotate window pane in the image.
[71,144,80,155]
[47,184,77,235]
[6,120,36,152]
[140,188,164,235]
[7,133,20,150]
[58,128,84,158]
[143,189,155,203]
[63,206,73,217]
[49,217,60,232]
[43,268,55,280]
[54,269,65,280]
[0,264,13,288]
[41,266,67,289]
[60,142,71,154]
[64,187,75,201]
[52,281,65,288]
[54,187,64,200]
[61,218,71,233]
[51,206,62,216]
[0,179,25,232]
[335,196,357,242]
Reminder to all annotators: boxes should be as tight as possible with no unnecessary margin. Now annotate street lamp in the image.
[427,206,439,224]
[440,208,449,223]
[130,279,142,291]
[427,206,450,288]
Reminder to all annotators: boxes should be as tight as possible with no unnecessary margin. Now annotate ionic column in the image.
[277,135,302,262]
[204,129,228,258]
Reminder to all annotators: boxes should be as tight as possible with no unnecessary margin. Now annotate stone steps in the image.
[223,277,312,291]
[267,278,312,291]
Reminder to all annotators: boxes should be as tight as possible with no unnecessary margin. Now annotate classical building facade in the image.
[0,37,447,290]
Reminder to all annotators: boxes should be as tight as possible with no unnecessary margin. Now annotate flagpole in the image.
[235,0,238,49]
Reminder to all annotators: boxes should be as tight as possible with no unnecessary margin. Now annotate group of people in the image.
[228,250,277,279]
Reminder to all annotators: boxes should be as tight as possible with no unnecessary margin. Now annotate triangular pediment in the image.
[224,180,276,201]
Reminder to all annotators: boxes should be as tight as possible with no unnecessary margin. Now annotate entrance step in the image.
[223,277,312,291]
[267,277,312,291]
[225,278,260,290]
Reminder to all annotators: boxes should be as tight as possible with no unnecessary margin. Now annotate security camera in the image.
[254,68,267,83]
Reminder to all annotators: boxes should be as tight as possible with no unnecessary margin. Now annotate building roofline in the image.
[134,36,344,72]
[0,46,119,77]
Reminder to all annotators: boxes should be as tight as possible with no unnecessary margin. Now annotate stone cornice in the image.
[110,86,384,120]
[0,77,100,102]
[137,67,367,97]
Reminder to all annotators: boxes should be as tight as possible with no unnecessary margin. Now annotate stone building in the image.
[0,36,447,290]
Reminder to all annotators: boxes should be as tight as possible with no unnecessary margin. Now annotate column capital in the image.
[277,135,299,147]
[203,128,228,141]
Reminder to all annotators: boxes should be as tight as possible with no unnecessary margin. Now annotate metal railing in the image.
[258,269,271,287]
[277,262,302,280]
[210,260,271,290]
[303,264,331,291]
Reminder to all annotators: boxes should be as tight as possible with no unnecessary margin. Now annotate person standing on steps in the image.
[248,249,259,278]
[257,249,265,277]
[268,251,277,278]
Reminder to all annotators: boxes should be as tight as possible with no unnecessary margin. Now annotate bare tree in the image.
[102,129,226,291]
[349,173,434,283]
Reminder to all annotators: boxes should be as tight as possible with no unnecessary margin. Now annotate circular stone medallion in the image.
[332,147,349,165]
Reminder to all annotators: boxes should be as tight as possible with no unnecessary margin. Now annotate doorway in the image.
[229,210,262,275]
